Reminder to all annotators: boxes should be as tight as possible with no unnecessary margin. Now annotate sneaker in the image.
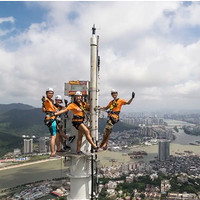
[63,145,71,150]
[76,151,85,155]
[68,135,76,143]
[56,149,66,153]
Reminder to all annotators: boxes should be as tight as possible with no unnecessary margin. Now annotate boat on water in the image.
[109,159,117,162]
[130,155,144,159]
[128,151,148,156]
[189,143,199,146]
[184,150,193,153]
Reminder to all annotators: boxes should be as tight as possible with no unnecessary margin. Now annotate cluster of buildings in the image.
[104,124,175,151]
[164,113,200,124]
[12,184,52,200]
[21,137,50,154]
[140,125,174,140]
[7,179,70,200]
[98,138,200,199]
[151,153,200,177]
[100,178,200,200]
[99,154,200,200]
[99,161,149,179]
[121,113,166,126]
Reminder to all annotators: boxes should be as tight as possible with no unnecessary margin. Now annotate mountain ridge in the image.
[0,103,35,111]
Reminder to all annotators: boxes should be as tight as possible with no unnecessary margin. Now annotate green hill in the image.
[0,131,22,157]
[0,104,48,157]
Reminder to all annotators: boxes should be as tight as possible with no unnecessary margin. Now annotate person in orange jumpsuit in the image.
[55,91,98,155]
[42,88,59,158]
[99,89,135,150]
[54,95,75,152]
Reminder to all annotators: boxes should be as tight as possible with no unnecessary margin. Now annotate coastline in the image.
[0,158,60,171]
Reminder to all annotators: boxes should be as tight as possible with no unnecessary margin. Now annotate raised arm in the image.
[41,96,46,113]
[125,91,135,105]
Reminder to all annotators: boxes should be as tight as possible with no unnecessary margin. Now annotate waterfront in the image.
[1,144,200,191]
[1,119,200,191]
[0,159,65,190]
[164,119,200,145]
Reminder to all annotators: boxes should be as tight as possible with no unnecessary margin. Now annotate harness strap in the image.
[74,101,86,112]
[72,115,84,122]
[110,111,120,115]
[45,111,55,117]
[73,115,84,119]
[110,98,119,110]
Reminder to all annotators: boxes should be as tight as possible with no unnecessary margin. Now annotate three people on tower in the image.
[42,87,135,156]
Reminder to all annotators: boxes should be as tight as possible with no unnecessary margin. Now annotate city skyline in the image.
[0,2,200,112]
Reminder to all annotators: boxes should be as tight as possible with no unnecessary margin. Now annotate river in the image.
[0,119,200,191]
[164,119,200,145]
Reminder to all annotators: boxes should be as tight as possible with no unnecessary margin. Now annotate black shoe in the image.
[68,135,76,143]
[63,145,71,150]
[93,147,99,153]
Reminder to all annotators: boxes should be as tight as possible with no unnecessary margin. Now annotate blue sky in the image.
[0,2,45,31]
[0,1,200,112]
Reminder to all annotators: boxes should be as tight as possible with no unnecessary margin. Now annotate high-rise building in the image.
[158,140,170,161]
[24,139,33,154]
[39,137,46,153]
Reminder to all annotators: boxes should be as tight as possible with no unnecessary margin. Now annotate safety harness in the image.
[108,98,120,124]
[43,98,56,127]
[109,98,120,115]
[72,101,86,121]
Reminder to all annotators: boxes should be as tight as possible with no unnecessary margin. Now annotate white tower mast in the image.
[90,24,99,200]
[65,25,99,200]
[90,24,98,141]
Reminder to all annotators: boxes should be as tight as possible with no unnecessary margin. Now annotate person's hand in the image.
[64,99,68,106]
[94,106,102,111]
[99,106,105,110]
[41,96,46,103]
[94,106,98,111]
[132,92,135,99]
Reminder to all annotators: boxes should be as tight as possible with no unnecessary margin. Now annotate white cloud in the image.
[174,80,200,97]
[0,2,200,112]
[172,2,200,28]
[0,16,15,24]
[0,16,15,36]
